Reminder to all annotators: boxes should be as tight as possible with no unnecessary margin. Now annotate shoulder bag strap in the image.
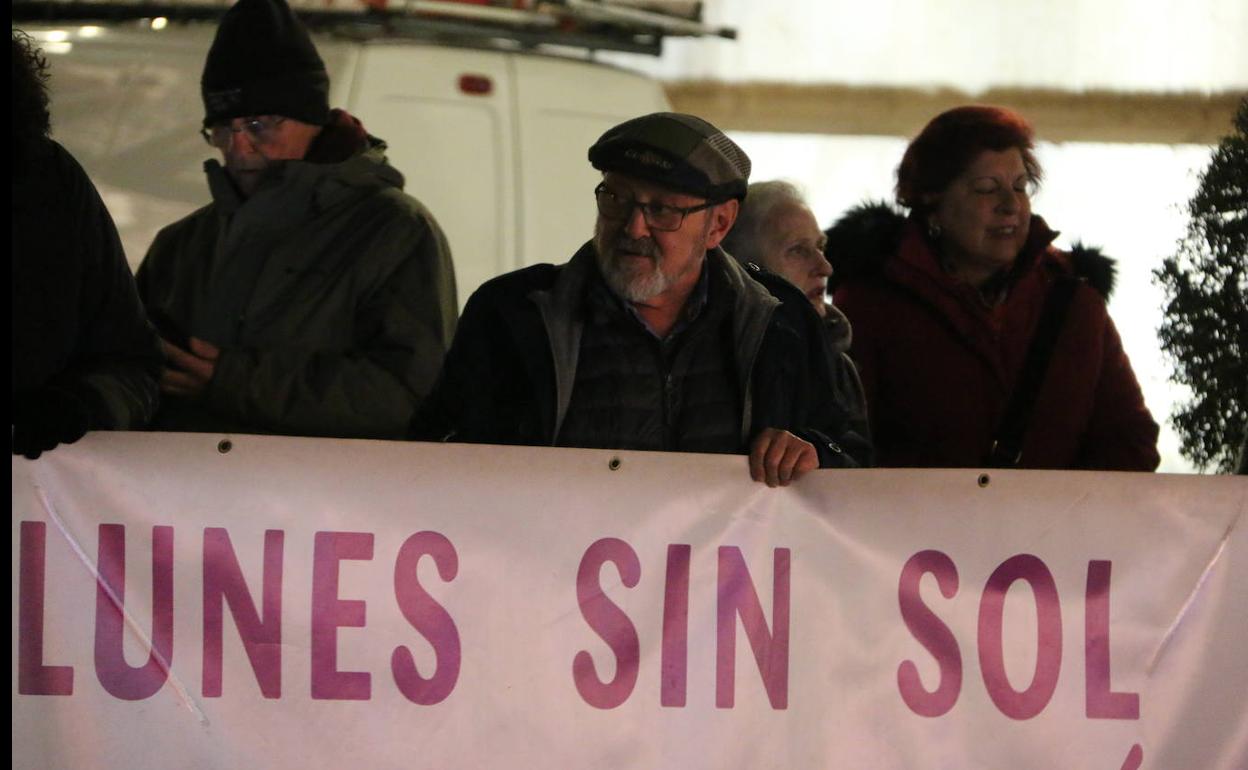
[985,277,1079,467]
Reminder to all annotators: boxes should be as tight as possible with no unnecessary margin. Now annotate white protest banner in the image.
[11,432,1248,769]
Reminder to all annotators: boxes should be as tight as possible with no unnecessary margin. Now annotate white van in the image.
[16,2,729,308]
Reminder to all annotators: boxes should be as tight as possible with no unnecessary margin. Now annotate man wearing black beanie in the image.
[136,0,458,439]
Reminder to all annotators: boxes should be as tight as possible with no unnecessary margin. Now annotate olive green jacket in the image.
[137,139,457,438]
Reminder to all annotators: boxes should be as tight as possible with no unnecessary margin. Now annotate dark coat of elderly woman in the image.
[827,105,1160,470]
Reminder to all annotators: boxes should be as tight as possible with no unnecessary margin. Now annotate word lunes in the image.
[17,524,460,704]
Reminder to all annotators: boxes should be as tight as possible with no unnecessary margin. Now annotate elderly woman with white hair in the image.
[722,180,871,458]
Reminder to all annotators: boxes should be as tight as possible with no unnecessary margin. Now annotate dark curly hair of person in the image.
[13,30,53,174]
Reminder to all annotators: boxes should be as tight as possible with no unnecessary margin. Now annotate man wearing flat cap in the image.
[412,112,870,485]
[136,0,457,438]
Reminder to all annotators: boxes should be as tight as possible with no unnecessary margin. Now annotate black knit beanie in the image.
[201,0,330,128]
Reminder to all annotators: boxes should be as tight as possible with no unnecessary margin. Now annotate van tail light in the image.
[459,74,494,95]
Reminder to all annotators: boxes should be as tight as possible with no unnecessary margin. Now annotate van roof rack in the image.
[12,0,737,56]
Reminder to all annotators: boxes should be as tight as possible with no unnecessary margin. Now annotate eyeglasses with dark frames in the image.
[594,182,716,232]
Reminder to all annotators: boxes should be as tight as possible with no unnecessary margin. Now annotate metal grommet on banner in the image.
[218,439,233,454]
[608,456,622,471]
[977,473,991,488]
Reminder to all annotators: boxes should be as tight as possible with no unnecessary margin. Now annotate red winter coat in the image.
[830,208,1159,470]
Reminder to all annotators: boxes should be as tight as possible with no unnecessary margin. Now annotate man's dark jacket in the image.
[137,117,456,439]
[411,243,871,468]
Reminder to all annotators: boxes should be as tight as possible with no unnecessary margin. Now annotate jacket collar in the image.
[528,243,781,445]
[822,302,853,353]
[884,214,1060,386]
[894,212,1060,297]
[303,109,371,165]
[203,135,403,219]
[717,251,781,441]
[527,243,596,443]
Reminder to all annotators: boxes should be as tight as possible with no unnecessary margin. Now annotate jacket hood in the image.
[824,201,1117,299]
[1067,241,1117,299]
[204,129,403,215]
[304,109,371,165]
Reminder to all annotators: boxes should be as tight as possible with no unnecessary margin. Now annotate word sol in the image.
[898,551,1139,721]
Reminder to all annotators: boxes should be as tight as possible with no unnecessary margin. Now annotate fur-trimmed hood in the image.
[823,201,1117,299]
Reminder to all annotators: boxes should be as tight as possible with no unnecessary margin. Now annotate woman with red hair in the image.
[828,105,1160,470]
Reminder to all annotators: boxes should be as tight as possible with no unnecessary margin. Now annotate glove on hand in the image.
[11,386,92,460]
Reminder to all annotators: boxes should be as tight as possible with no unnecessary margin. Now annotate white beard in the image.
[593,220,708,304]
[598,253,671,303]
